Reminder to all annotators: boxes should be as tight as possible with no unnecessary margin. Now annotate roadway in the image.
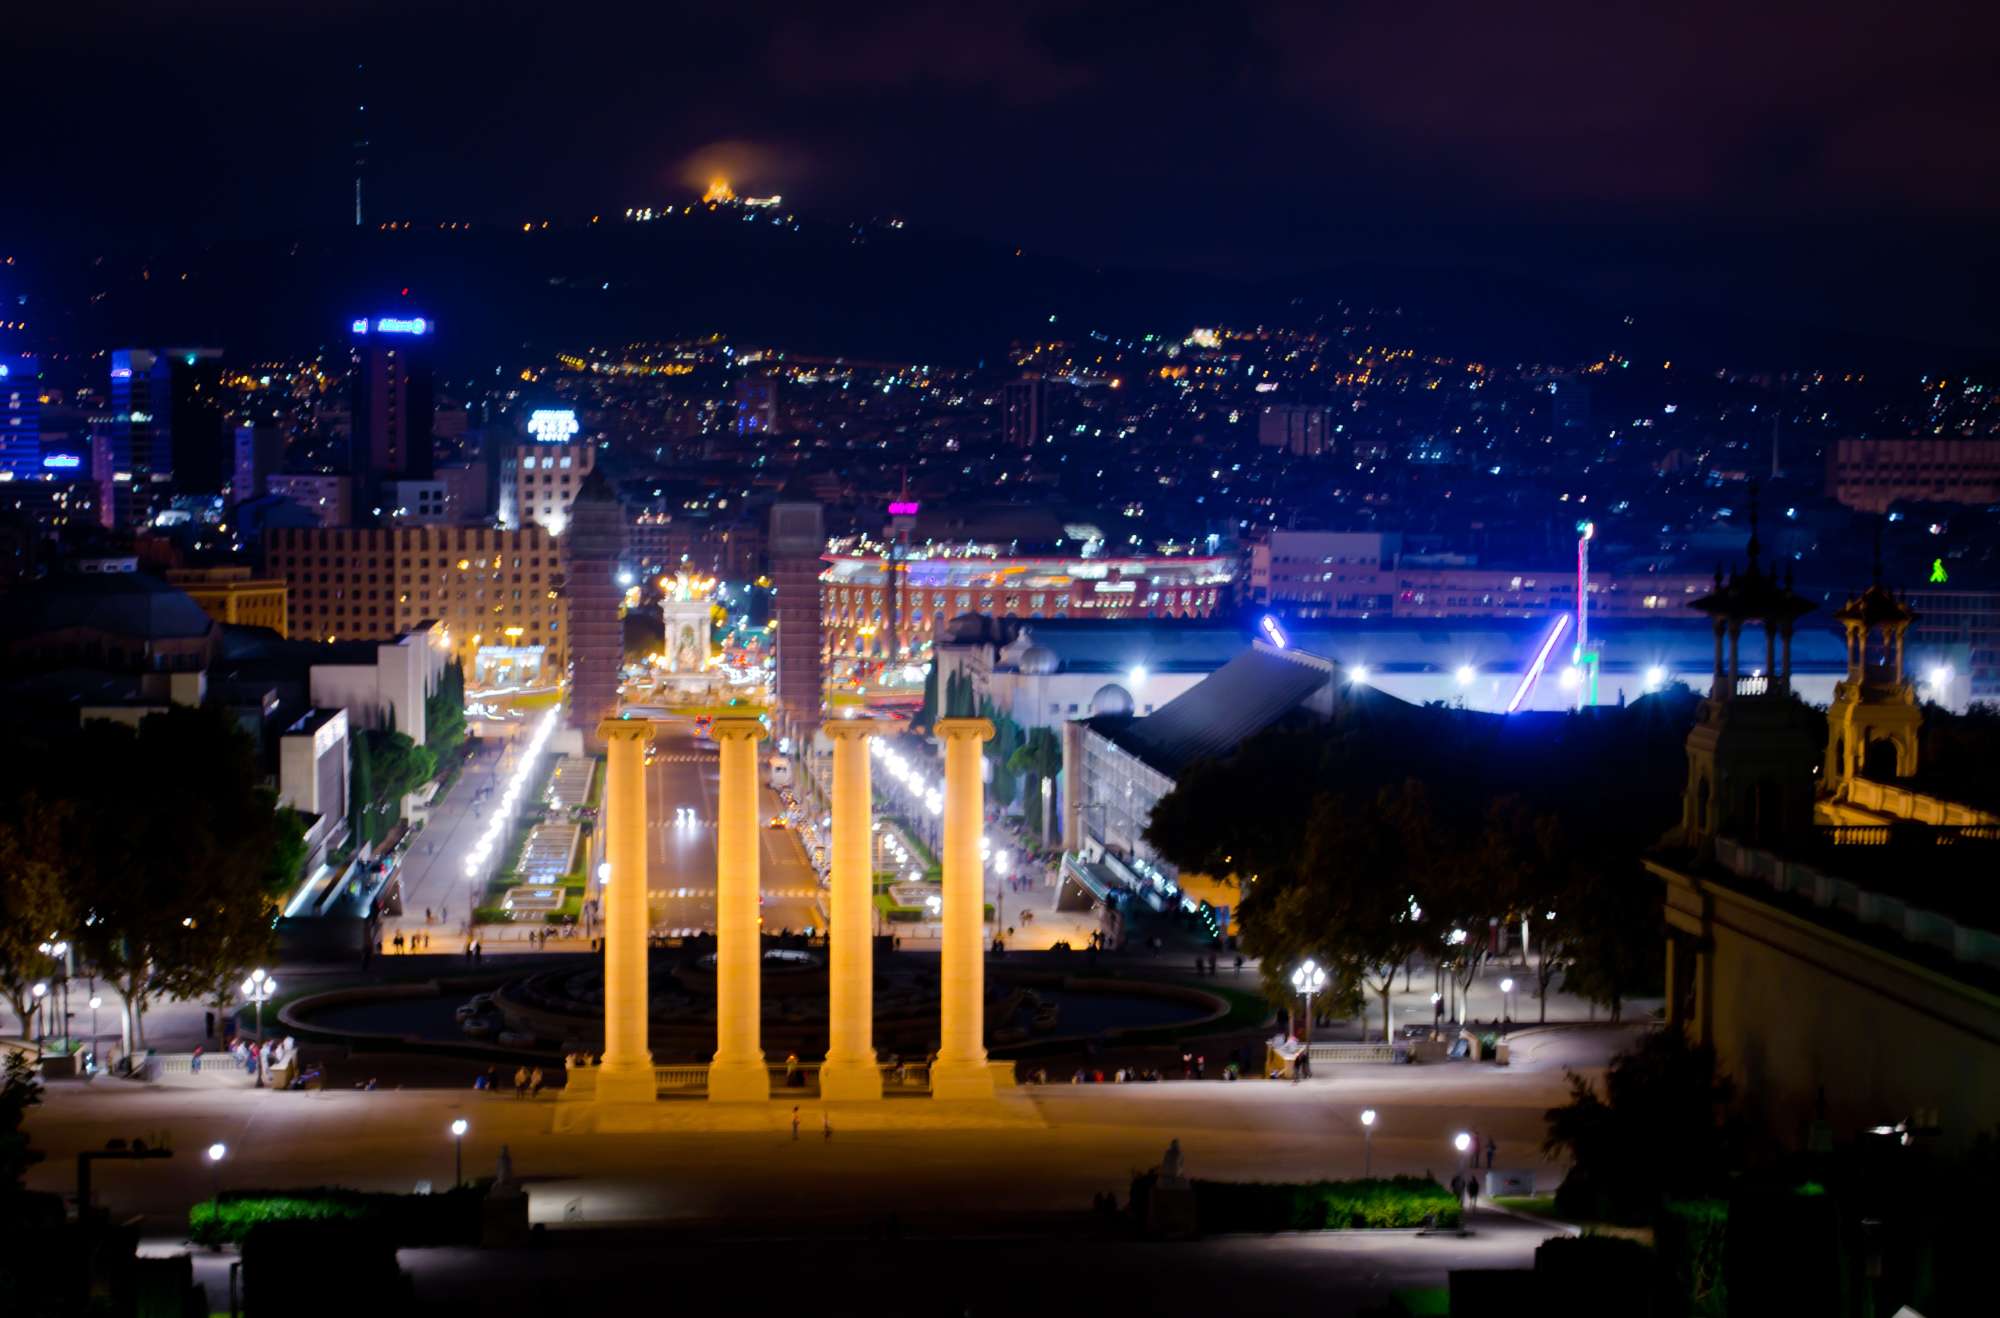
[645,718,825,936]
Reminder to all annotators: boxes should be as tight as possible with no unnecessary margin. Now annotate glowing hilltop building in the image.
[702,177,738,204]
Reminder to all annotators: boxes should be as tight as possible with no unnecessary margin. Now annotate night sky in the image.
[16,1,2000,346]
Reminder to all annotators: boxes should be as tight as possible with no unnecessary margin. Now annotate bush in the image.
[1192,1176,1460,1232]
[190,1186,486,1247]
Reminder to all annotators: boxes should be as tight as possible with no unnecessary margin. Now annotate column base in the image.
[818,1058,883,1103]
[594,1061,655,1106]
[930,1058,995,1101]
[707,1056,770,1103]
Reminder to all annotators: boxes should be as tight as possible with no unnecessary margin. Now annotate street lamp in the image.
[1360,1109,1377,1177]
[1291,959,1328,1049]
[449,1119,469,1188]
[241,969,277,1088]
[31,982,47,1046]
[1499,977,1515,1023]
[207,1142,227,1202]
[88,995,102,1070]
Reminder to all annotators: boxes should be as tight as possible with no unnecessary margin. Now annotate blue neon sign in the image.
[42,454,82,469]
[353,316,430,335]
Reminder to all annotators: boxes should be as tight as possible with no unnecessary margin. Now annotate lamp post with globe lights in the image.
[241,970,276,1087]
[1360,1109,1377,1177]
[30,982,47,1047]
[449,1119,469,1188]
[1291,958,1328,1049]
[207,1142,227,1202]
[1500,977,1515,1024]
[88,995,102,1071]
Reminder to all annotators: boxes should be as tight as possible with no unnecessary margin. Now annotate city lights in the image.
[527,407,580,443]
[463,708,560,882]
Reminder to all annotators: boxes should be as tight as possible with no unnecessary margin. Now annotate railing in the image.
[653,1061,933,1093]
[1820,823,2000,847]
[1305,1042,1398,1065]
[1733,675,1769,696]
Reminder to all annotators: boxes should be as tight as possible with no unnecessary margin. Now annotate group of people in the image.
[1449,1132,1501,1207]
[472,1065,547,1097]
[390,930,436,953]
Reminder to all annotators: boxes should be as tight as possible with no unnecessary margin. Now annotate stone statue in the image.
[1160,1138,1187,1188]
[494,1143,517,1191]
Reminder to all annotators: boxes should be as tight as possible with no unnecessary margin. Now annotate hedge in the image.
[190,1185,487,1247]
[1191,1176,1461,1232]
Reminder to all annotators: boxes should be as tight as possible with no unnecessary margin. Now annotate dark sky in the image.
[17,1,2000,346]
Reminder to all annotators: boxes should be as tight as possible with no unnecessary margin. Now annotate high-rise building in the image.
[93,348,225,526]
[734,375,780,435]
[265,473,354,528]
[563,468,626,742]
[1826,437,2000,514]
[349,314,434,484]
[769,494,825,732]
[263,524,565,683]
[1001,377,1048,449]
[1256,404,1334,456]
[499,440,594,537]
[231,423,284,502]
[0,352,42,478]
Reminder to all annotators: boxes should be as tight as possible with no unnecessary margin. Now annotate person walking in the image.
[791,1106,801,1140]
[529,1066,545,1098]
[514,1066,529,1098]
[1451,1172,1466,1206]
[1467,1174,1481,1207]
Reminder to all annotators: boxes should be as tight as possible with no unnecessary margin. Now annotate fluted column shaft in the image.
[821,719,897,1101]
[932,717,995,1100]
[709,717,769,1101]
[596,719,655,1104]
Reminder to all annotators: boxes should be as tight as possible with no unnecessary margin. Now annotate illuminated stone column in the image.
[932,717,995,1100]
[820,719,896,1102]
[709,716,770,1102]
[596,718,656,1105]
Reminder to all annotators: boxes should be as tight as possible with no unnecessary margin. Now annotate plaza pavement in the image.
[25,1025,1636,1233]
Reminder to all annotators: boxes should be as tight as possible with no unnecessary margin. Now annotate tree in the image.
[0,1049,44,1212]
[425,661,467,762]
[912,661,939,732]
[63,707,287,1049]
[1239,782,1448,1043]
[1544,1027,1736,1224]
[1008,726,1063,842]
[365,729,437,812]
[982,704,1023,812]
[350,726,379,848]
[0,797,71,1040]
[1561,869,1663,1021]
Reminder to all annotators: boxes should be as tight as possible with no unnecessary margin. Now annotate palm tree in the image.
[1008,727,1063,845]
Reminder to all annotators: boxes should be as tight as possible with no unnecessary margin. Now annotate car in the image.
[766,815,787,829]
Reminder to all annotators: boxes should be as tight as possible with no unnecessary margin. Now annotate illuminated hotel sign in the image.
[41,454,82,469]
[527,408,580,443]
[888,501,920,516]
[352,316,431,335]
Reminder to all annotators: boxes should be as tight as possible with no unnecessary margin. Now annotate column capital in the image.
[824,717,905,742]
[935,716,995,744]
[711,715,768,743]
[597,717,657,744]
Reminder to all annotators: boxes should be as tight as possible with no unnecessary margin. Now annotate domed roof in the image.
[1089,683,1134,716]
[941,613,991,644]
[1017,644,1060,675]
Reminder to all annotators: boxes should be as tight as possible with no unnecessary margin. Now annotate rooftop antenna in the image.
[353,62,368,227]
